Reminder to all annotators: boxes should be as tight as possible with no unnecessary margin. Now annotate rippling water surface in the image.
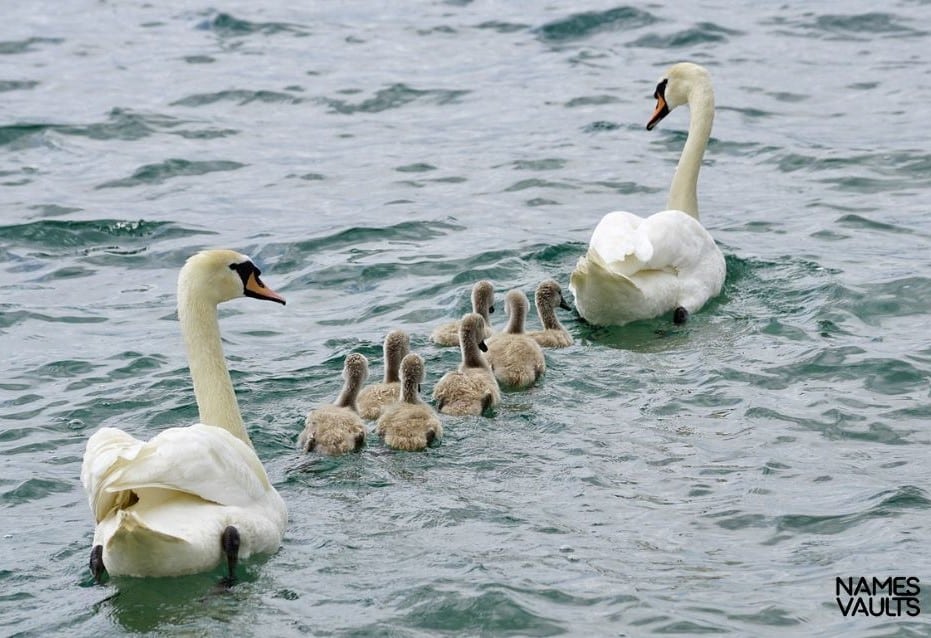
[2,1,931,636]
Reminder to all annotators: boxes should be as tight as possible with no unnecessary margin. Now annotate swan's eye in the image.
[230,260,267,288]
[654,78,668,100]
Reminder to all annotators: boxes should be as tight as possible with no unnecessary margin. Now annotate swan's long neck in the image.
[666,85,714,220]
[178,294,251,446]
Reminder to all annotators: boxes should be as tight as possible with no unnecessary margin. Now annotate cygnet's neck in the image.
[401,375,422,405]
[335,376,363,411]
[538,298,564,331]
[460,329,490,371]
[504,296,528,334]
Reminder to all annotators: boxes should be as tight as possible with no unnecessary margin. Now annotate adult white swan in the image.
[569,62,726,326]
[80,249,288,583]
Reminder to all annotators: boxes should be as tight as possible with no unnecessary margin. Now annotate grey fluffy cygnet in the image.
[432,312,501,416]
[527,279,573,348]
[486,289,546,389]
[357,329,410,420]
[298,353,368,455]
[430,280,495,347]
[376,353,443,451]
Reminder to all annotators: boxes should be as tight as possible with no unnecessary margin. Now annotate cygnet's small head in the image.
[646,62,711,131]
[343,353,369,385]
[400,352,425,390]
[459,312,488,352]
[384,329,411,359]
[472,280,495,317]
[536,279,572,311]
[179,249,286,307]
[501,289,532,334]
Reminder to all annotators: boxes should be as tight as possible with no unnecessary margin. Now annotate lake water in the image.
[2,1,930,636]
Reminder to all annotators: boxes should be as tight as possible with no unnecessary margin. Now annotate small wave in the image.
[535,6,657,43]
[171,89,302,108]
[0,124,52,148]
[95,159,245,189]
[473,21,529,34]
[0,37,63,55]
[318,84,469,115]
[775,485,930,534]
[503,178,576,193]
[395,163,437,173]
[511,159,567,171]
[392,584,567,635]
[581,120,621,133]
[768,11,925,40]
[287,220,463,257]
[2,478,72,506]
[57,108,177,142]
[0,219,171,248]
[195,12,308,38]
[628,22,742,48]
[564,95,620,108]
[814,12,922,35]
[0,80,38,93]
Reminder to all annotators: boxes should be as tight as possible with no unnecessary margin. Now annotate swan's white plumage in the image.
[571,209,725,326]
[82,423,286,577]
[570,62,726,326]
[80,249,287,578]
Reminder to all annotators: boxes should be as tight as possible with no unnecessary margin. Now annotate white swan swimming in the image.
[569,62,726,326]
[80,249,288,582]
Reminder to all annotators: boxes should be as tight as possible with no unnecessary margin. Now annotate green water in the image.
[2,1,931,636]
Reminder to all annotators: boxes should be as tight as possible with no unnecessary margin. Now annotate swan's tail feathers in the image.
[81,427,146,522]
[587,212,654,274]
[111,508,186,545]
[82,424,273,525]
[570,254,660,326]
[101,508,212,577]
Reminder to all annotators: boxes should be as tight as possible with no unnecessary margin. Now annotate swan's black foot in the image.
[673,306,689,325]
[89,544,106,584]
[219,525,241,588]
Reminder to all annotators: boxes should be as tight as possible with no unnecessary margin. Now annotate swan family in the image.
[80,61,727,584]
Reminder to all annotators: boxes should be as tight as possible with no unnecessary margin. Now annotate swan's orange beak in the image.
[245,272,286,305]
[646,95,669,131]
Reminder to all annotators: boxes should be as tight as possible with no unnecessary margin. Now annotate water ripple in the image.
[0,80,39,93]
[171,89,302,107]
[195,12,309,38]
[318,84,469,115]
[95,159,245,189]
[628,22,743,48]
[535,6,657,43]
[0,37,63,55]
